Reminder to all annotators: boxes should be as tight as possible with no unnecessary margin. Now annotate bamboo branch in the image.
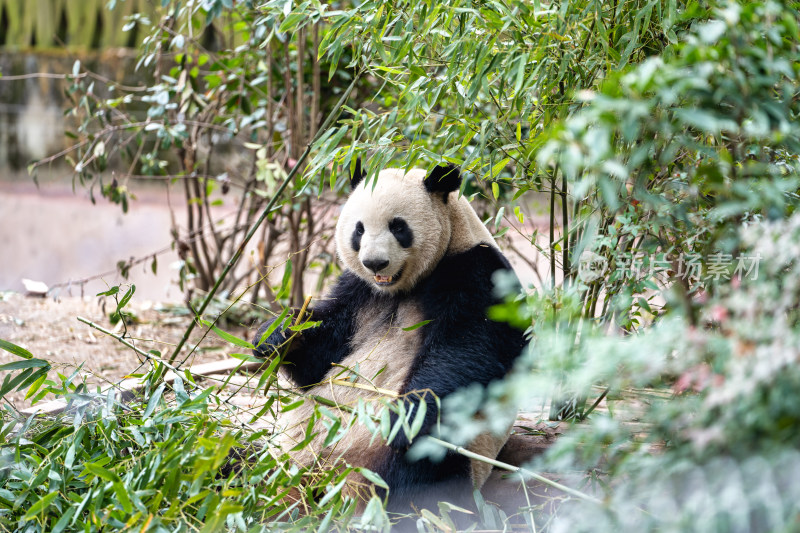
[426,436,603,505]
[549,171,557,288]
[329,380,399,398]
[77,316,195,380]
[561,171,570,285]
[581,387,609,420]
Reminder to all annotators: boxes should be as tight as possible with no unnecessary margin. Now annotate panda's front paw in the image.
[252,318,288,359]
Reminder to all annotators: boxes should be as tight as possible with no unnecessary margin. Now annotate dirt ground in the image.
[0,291,238,406]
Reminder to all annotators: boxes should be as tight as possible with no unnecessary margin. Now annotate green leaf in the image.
[96,286,119,297]
[84,462,121,483]
[514,206,524,224]
[0,359,48,371]
[279,13,306,33]
[182,386,215,409]
[288,320,322,332]
[22,491,58,520]
[358,468,389,490]
[208,323,255,350]
[229,352,264,363]
[113,482,133,514]
[24,371,47,400]
[199,502,244,533]
[143,383,165,418]
[489,158,510,179]
[410,399,427,439]
[402,320,432,331]
[51,507,75,533]
[257,308,290,347]
[318,478,348,507]
[276,260,293,300]
[0,339,33,359]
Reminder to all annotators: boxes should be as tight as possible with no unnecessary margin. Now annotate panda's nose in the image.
[362,258,389,274]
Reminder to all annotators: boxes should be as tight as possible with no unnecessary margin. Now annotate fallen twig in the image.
[427,436,603,505]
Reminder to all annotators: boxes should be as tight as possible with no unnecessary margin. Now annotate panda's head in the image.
[335,162,463,294]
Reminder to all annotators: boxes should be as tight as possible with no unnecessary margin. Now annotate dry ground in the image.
[0,291,233,406]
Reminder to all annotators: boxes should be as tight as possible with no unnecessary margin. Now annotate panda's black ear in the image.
[424,164,462,197]
[350,159,366,190]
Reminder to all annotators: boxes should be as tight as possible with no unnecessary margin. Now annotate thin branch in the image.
[426,436,603,505]
[561,170,570,284]
[167,71,364,365]
[77,316,195,380]
[581,387,609,420]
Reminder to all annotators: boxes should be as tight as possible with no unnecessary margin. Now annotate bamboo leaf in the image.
[143,383,165,418]
[401,320,431,331]
[22,491,58,521]
[113,482,133,514]
[410,399,427,439]
[0,339,33,359]
[203,321,255,350]
[358,468,389,490]
[0,359,48,371]
[84,462,121,483]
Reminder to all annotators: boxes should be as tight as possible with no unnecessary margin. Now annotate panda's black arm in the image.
[251,271,374,388]
[390,245,527,448]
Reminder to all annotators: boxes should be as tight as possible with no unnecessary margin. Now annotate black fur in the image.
[252,243,526,510]
[351,159,366,190]
[253,271,378,387]
[424,164,462,200]
[351,221,364,252]
[389,217,414,248]
[388,245,522,449]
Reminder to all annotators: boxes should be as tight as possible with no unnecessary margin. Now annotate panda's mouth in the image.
[373,268,402,286]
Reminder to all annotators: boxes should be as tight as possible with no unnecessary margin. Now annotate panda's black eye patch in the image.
[389,217,413,248]
[351,221,364,252]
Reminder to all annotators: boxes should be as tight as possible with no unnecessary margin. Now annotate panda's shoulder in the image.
[419,243,514,299]
[436,243,512,281]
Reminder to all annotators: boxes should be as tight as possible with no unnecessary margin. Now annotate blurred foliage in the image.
[427,1,800,530]
[19,0,800,530]
[0,0,155,51]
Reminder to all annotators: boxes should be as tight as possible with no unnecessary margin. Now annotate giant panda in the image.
[253,162,527,511]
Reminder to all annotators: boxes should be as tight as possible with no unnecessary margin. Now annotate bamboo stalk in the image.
[561,172,570,284]
[581,387,609,419]
[167,72,362,365]
[294,295,313,327]
[549,172,556,288]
